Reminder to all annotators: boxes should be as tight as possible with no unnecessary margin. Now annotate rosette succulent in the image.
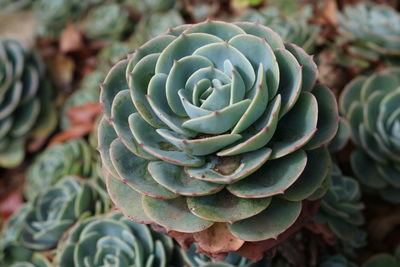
[21,176,109,251]
[0,0,33,12]
[362,251,400,267]
[238,6,320,53]
[0,204,33,265]
[34,0,89,37]
[99,20,338,256]
[124,0,176,13]
[182,244,269,267]
[25,138,94,200]
[318,255,356,267]
[339,68,400,203]
[56,212,182,267]
[0,39,56,168]
[315,165,366,248]
[129,9,184,47]
[79,3,134,41]
[337,3,400,67]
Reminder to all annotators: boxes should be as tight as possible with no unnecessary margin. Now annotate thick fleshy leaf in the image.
[185,147,272,184]
[111,89,155,160]
[184,20,246,41]
[97,118,119,176]
[274,49,302,118]
[147,73,195,137]
[229,34,279,98]
[283,147,331,201]
[231,64,268,134]
[147,161,224,196]
[129,53,165,128]
[186,190,271,223]
[182,99,251,134]
[100,60,128,119]
[218,95,281,156]
[156,129,241,156]
[228,150,307,198]
[270,92,318,159]
[129,113,204,167]
[351,150,387,188]
[228,198,302,241]
[155,33,222,74]
[109,138,178,199]
[339,77,365,116]
[304,84,339,149]
[106,172,153,224]
[142,196,214,233]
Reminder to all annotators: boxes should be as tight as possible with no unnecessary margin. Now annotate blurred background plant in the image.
[0,0,399,266]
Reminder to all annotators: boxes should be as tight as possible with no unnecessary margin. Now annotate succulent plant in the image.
[56,212,182,267]
[318,255,357,267]
[315,164,366,248]
[60,71,103,131]
[0,0,33,12]
[0,204,33,265]
[336,3,400,68]
[124,0,176,13]
[0,39,56,168]
[362,251,400,267]
[339,68,400,203]
[97,42,133,72]
[98,20,338,257]
[22,176,109,251]
[25,139,94,200]
[182,244,269,267]
[9,253,51,267]
[129,9,184,47]
[79,3,134,41]
[238,6,320,53]
[328,117,351,153]
[34,0,89,37]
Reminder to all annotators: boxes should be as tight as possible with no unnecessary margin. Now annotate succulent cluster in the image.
[340,68,400,203]
[238,6,320,53]
[337,3,400,67]
[0,176,110,266]
[0,39,56,168]
[79,3,133,41]
[0,0,33,12]
[99,20,338,255]
[316,164,366,248]
[56,212,181,267]
[182,244,269,267]
[25,138,95,200]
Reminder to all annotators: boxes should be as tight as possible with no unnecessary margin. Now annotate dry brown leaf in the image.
[60,23,83,53]
[0,190,23,221]
[50,102,102,145]
[193,223,245,255]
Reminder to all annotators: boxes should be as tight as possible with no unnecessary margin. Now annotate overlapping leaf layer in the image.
[340,68,400,203]
[99,21,338,248]
[0,40,56,168]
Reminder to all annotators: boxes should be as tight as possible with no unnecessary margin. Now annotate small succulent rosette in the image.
[340,68,400,203]
[34,0,89,37]
[79,3,134,41]
[237,6,320,54]
[318,255,357,267]
[362,249,400,267]
[336,3,400,67]
[315,164,366,248]
[182,244,269,267]
[0,176,110,265]
[98,20,339,258]
[55,212,182,267]
[0,0,33,12]
[25,138,95,200]
[0,39,56,168]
